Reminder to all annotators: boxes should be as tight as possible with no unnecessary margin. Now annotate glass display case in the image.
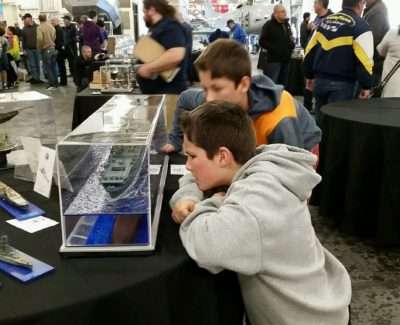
[107,34,135,58]
[57,94,168,254]
[100,60,136,93]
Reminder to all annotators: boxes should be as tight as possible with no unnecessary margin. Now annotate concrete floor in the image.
[4,79,400,325]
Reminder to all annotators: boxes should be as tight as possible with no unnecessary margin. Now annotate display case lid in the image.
[61,95,165,146]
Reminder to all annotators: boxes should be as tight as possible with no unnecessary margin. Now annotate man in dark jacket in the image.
[51,17,67,86]
[63,15,78,80]
[300,12,311,50]
[259,4,294,88]
[363,0,390,87]
[304,0,373,124]
[21,13,41,83]
[74,45,94,92]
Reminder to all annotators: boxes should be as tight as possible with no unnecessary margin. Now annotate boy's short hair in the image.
[182,100,256,165]
[195,39,251,86]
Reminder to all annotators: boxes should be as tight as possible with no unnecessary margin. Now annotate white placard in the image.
[7,216,59,234]
[170,164,190,176]
[149,164,161,175]
[34,147,56,198]
[20,136,42,173]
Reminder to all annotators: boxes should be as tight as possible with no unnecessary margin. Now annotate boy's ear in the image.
[237,76,251,94]
[216,146,235,166]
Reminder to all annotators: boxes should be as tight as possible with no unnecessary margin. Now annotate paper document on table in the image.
[20,137,41,173]
[170,165,190,176]
[7,216,59,233]
[133,36,180,83]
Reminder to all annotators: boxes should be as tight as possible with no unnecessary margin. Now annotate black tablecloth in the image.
[0,154,244,325]
[72,88,142,130]
[317,98,400,245]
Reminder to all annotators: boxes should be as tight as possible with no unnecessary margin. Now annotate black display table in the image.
[72,88,142,130]
[0,154,243,325]
[318,98,400,245]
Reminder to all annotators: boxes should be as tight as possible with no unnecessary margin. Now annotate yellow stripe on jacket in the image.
[253,90,297,145]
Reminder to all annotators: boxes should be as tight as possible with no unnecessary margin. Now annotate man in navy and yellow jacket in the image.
[161,39,321,154]
[304,0,374,124]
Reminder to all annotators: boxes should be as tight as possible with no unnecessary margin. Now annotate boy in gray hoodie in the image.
[173,100,351,325]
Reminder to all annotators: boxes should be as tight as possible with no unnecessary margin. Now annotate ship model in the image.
[0,181,28,209]
[99,145,146,198]
[0,235,33,269]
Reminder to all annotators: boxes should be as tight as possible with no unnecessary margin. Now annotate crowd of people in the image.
[0,10,109,91]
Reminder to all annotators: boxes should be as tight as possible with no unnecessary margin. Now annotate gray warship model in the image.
[99,146,146,198]
[0,110,18,124]
[0,235,33,269]
[0,181,29,209]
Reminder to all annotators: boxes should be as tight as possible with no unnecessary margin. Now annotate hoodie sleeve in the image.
[167,89,205,151]
[170,173,204,208]
[353,29,374,89]
[180,185,262,275]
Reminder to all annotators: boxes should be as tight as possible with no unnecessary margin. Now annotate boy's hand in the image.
[161,143,176,153]
[171,199,197,224]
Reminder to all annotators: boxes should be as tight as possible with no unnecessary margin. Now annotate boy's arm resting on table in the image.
[179,185,262,275]
[170,173,204,209]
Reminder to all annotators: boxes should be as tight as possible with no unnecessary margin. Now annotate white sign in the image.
[34,147,56,198]
[7,216,59,234]
[170,164,190,176]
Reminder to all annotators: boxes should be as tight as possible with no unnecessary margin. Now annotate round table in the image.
[317,98,400,245]
[0,154,243,325]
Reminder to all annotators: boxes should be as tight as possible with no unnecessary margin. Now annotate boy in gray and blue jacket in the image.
[161,39,321,154]
[173,100,351,325]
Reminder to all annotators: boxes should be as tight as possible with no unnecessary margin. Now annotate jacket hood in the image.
[247,74,284,118]
[233,144,321,201]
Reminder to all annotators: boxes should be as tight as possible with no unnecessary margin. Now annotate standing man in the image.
[21,13,41,84]
[304,0,374,124]
[310,0,334,32]
[363,0,390,88]
[37,14,58,90]
[136,0,187,94]
[63,15,78,80]
[300,12,312,50]
[259,4,294,88]
[227,19,247,45]
[51,17,67,86]
[82,10,103,55]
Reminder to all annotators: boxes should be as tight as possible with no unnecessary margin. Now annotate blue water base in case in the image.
[0,200,45,220]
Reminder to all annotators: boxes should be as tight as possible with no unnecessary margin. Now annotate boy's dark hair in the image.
[195,39,251,86]
[88,10,97,19]
[342,0,362,8]
[182,101,256,165]
[317,0,329,9]
[143,0,176,17]
[303,12,311,20]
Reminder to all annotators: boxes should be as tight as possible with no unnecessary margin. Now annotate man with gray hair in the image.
[258,4,295,88]
[37,14,57,89]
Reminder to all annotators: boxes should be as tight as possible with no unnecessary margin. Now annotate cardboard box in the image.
[133,36,180,83]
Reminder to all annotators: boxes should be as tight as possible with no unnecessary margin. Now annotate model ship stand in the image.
[0,235,33,269]
[0,111,18,170]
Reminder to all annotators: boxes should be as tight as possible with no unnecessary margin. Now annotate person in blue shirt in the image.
[227,19,247,45]
[136,0,188,94]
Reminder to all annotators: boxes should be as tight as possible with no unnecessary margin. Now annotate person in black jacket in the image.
[51,17,67,86]
[300,12,311,50]
[74,45,94,92]
[258,4,294,88]
[63,15,78,80]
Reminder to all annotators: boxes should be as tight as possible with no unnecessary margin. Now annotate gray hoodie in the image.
[168,74,321,151]
[178,145,351,325]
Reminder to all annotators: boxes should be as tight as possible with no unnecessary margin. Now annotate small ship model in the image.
[100,146,146,198]
[0,110,18,124]
[0,181,29,209]
[0,235,33,269]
